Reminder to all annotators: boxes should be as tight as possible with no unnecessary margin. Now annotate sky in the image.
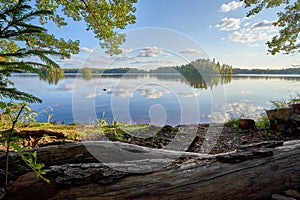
[48,0,300,69]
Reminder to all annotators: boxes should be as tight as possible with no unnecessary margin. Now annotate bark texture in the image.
[1,140,299,200]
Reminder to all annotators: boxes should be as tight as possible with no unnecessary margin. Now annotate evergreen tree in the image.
[0,0,66,103]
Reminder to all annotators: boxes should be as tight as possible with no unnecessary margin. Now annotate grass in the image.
[0,116,168,144]
[255,115,270,129]
[225,115,271,130]
[271,93,300,109]
[0,122,89,142]
[225,118,240,128]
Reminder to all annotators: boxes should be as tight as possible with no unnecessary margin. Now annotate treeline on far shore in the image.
[61,64,300,75]
[233,67,300,74]
[23,58,300,77]
[42,66,300,76]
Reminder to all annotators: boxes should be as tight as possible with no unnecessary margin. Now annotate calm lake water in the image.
[11,73,300,126]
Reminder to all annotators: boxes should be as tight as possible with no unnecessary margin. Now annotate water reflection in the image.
[232,74,300,81]
[40,72,233,89]
[23,71,300,90]
[11,73,300,125]
[17,72,300,93]
[40,69,65,84]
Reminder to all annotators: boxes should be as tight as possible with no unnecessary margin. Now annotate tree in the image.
[2,0,137,55]
[242,0,299,55]
[0,0,67,103]
[0,0,137,103]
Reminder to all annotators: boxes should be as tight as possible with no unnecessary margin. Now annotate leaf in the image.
[0,102,6,109]
[25,105,31,112]
[32,151,37,158]
[10,143,22,151]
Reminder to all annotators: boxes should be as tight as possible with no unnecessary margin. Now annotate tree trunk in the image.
[1,140,300,200]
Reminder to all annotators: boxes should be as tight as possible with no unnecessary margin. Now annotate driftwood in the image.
[1,140,300,200]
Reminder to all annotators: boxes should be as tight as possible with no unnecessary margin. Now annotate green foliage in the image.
[260,131,275,137]
[243,0,299,55]
[270,93,300,108]
[98,112,108,127]
[0,101,37,127]
[0,102,49,189]
[233,67,300,74]
[255,115,270,129]
[1,0,137,103]
[178,59,233,75]
[9,144,49,183]
[41,68,65,84]
[66,131,87,140]
[0,0,69,103]
[81,67,93,80]
[225,118,240,128]
[25,0,137,54]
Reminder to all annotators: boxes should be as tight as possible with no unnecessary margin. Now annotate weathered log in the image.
[1,140,300,200]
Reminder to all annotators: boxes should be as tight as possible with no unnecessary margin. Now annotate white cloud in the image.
[114,55,135,62]
[180,48,203,54]
[120,48,133,54]
[226,102,264,119]
[131,60,177,65]
[215,17,241,31]
[83,92,97,99]
[208,112,230,123]
[252,20,274,30]
[179,92,200,97]
[228,23,277,44]
[138,89,163,99]
[138,47,167,58]
[243,22,250,27]
[80,47,94,53]
[247,43,260,47]
[219,1,243,13]
[227,20,277,45]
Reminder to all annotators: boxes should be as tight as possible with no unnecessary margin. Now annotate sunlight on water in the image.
[11,74,300,125]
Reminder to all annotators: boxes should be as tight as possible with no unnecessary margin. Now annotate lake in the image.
[11,73,300,126]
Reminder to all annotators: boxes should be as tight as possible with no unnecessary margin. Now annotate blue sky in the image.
[49,0,299,69]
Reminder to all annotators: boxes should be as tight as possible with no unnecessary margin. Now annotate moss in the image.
[66,131,87,140]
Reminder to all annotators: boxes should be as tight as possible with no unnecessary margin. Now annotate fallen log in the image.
[1,140,300,200]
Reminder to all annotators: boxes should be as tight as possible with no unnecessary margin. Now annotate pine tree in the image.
[0,0,66,103]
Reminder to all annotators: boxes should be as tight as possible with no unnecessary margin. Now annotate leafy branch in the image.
[1,102,49,191]
[4,103,24,190]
